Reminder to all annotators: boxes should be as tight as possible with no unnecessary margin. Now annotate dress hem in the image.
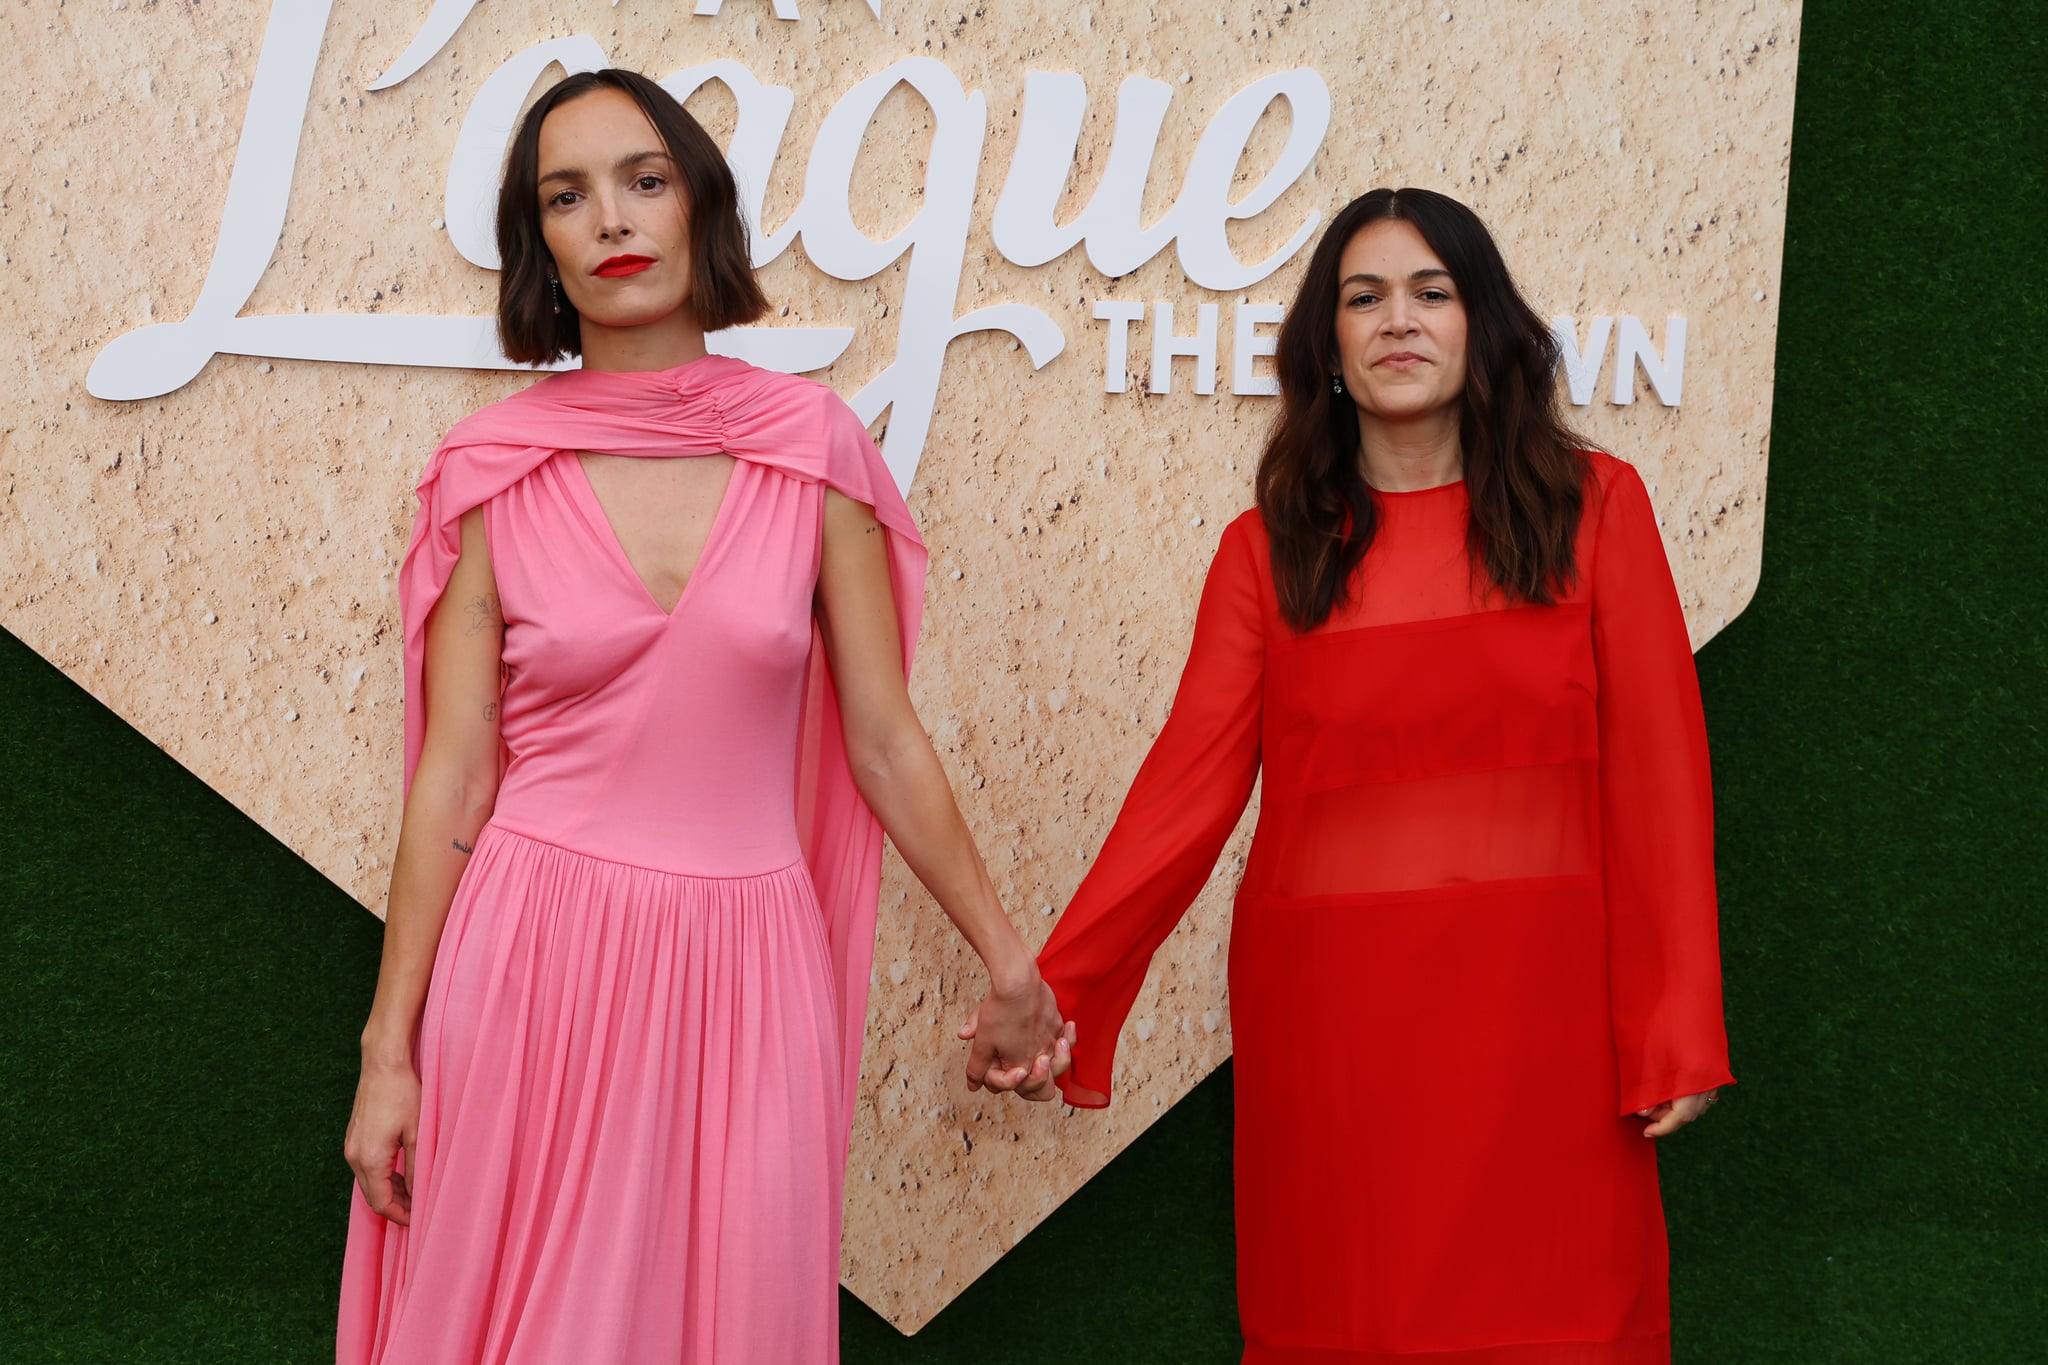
[1243,1328,1669,1364]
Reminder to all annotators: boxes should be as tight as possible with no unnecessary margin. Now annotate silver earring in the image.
[1331,372,1343,395]
[549,272,561,315]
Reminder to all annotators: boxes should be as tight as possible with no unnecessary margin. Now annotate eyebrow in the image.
[538,149,672,189]
[1340,268,1453,288]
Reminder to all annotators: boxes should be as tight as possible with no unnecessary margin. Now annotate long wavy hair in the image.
[1256,188,1591,631]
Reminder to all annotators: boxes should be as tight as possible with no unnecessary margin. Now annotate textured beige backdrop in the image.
[1,0,1799,1333]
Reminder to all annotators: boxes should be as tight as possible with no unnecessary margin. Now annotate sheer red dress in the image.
[1037,453,1734,1364]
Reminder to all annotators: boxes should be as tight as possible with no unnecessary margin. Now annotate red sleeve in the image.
[1591,461,1737,1115]
[1037,518,1266,1107]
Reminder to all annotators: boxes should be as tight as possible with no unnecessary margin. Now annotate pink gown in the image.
[337,357,925,1365]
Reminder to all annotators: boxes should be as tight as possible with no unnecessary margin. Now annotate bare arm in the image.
[344,506,505,1222]
[814,489,1071,1097]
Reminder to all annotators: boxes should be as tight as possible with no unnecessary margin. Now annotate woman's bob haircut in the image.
[1256,188,1592,632]
[495,68,769,365]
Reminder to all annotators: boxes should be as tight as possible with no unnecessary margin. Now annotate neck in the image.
[576,309,709,374]
[1356,406,1464,491]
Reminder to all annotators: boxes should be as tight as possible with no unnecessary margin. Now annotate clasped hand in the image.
[956,974,1076,1102]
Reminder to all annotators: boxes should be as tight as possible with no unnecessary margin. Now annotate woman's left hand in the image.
[957,975,1077,1102]
[1637,1089,1720,1138]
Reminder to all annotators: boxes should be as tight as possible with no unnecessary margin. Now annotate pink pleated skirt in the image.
[337,824,843,1364]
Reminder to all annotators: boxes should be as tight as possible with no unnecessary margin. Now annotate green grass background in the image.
[4,2,2043,1359]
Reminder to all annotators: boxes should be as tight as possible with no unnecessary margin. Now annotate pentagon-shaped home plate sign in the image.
[4,0,1799,1333]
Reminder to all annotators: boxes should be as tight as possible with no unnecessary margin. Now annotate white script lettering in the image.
[86,3,1338,488]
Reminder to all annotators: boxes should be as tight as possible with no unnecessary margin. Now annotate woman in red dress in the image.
[1012,188,1734,1362]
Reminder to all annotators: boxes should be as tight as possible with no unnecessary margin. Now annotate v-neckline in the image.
[568,451,743,619]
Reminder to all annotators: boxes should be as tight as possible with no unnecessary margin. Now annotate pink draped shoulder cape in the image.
[395,354,926,1142]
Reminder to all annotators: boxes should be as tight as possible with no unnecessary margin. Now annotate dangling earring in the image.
[549,271,561,315]
[1331,371,1344,395]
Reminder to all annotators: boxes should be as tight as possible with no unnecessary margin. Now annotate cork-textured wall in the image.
[1,0,1800,1333]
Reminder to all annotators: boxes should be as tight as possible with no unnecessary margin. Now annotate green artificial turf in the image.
[1652,2,2048,1358]
[3,1,2043,1359]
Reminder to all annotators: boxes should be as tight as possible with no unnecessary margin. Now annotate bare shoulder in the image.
[820,489,889,586]
[453,504,495,568]
[442,506,500,632]
[824,485,883,528]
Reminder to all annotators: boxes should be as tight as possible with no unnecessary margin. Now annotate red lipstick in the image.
[593,255,655,278]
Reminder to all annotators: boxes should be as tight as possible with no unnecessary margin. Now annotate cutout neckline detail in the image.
[570,451,741,618]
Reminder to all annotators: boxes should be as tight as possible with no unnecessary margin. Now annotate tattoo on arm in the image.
[464,593,502,636]
[452,838,474,855]
[483,702,498,721]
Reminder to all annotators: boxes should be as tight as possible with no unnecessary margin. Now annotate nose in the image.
[1381,295,1418,336]
[593,187,634,243]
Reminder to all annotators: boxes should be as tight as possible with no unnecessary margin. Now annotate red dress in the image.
[1037,453,1734,1364]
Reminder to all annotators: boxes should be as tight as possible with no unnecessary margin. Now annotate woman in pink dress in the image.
[337,70,1071,1364]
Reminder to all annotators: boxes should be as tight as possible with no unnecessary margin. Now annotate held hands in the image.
[1637,1088,1721,1138]
[957,971,1077,1103]
[344,1049,423,1224]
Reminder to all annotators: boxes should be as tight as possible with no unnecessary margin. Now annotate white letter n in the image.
[1612,315,1687,407]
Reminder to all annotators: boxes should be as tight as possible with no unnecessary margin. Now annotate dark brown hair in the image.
[1256,188,1591,631]
[496,68,769,364]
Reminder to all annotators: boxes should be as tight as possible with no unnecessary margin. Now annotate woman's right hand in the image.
[957,973,1077,1102]
[344,1051,422,1225]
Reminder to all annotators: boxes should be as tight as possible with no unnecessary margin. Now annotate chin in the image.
[586,303,691,330]
[1362,394,1442,418]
